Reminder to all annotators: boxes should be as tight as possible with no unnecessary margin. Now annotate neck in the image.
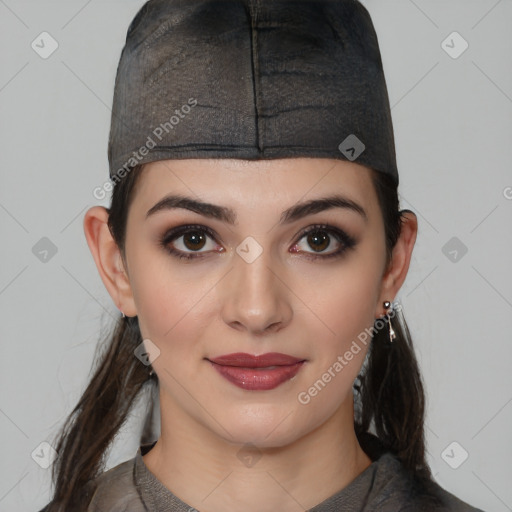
[143,394,373,512]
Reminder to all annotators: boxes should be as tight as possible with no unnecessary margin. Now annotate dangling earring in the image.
[120,309,126,318]
[383,301,396,343]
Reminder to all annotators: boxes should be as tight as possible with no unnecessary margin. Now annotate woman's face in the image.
[122,157,390,447]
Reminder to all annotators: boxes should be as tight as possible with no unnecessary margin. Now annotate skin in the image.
[84,157,417,512]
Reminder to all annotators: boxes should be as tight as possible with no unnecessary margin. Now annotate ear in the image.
[376,210,418,316]
[83,206,137,317]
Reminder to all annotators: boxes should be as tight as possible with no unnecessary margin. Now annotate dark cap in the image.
[108,0,398,184]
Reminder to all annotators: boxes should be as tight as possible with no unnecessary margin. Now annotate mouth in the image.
[207,352,306,391]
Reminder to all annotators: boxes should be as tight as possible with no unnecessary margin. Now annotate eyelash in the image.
[158,223,357,261]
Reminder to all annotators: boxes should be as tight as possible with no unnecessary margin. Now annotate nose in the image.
[219,247,293,336]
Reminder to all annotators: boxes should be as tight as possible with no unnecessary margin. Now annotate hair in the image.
[43,163,432,511]
[354,170,432,482]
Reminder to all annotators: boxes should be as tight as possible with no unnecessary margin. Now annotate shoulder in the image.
[84,456,147,512]
[86,459,145,512]
[355,433,485,512]
[39,456,147,512]
[374,453,485,512]
[403,476,486,512]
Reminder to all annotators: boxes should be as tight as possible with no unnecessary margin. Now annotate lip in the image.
[207,352,306,391]
[209,352,304,367]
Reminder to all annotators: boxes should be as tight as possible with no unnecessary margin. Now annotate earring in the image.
[382,301,396,343]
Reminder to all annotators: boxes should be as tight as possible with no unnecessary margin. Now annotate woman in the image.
[40,0,484,510]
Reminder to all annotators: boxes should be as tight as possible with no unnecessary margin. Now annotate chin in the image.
[212,406,308,449]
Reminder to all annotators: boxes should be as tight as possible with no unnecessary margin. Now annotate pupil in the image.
[308,231,329,252]
[184,232,205,251]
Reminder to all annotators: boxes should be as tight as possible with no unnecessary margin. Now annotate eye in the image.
[291,224,356,260]
[159,225,222,260]
[159,223,356,262]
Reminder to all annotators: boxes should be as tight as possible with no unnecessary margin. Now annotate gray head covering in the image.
[108,0,398,184]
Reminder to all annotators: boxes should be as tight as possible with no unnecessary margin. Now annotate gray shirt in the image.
[40,441,485,511]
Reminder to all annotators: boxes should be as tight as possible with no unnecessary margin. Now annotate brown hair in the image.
[43,164,432,511]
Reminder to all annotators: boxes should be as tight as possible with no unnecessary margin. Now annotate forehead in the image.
[128,157,379,220]
[136,157,373,191]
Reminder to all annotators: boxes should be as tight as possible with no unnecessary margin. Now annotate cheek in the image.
[290,247,384,404]
[128,251,218,361]
[290,268,381,422]
[298,258,382,347]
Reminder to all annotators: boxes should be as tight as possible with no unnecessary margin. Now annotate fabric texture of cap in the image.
[108,0,399,184]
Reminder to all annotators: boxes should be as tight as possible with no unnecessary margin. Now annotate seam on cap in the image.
[248,0,262,154]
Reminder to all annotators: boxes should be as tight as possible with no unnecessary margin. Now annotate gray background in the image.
[1,0,511,510]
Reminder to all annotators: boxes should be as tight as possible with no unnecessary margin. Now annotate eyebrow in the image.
[146,193,368,224]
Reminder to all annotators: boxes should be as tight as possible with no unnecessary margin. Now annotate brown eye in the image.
[306,230,330,252]
[160,225,220,260]
[182,231,207,251]
[295,228,340,255]
[291,224,357,260]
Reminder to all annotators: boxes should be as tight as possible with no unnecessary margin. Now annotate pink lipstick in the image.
[207,352,305,390]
